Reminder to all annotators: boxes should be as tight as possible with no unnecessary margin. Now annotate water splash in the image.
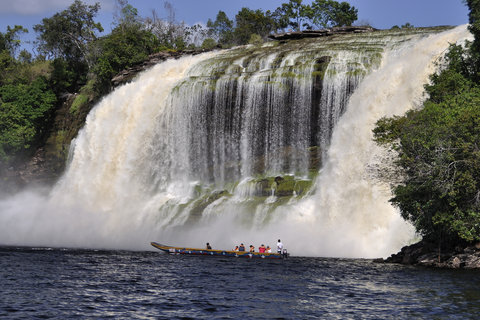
[278,25,472,258]
[0,26,471,257]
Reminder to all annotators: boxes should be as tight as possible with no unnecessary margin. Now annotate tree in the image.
[465,0,480,45]
[0,25,28,57]
[464,0,480,81]
[276,0,311,31]
[0,77,56,162]
[93,13,158,93]
[310,0,358,28]
[18,50,32,64]
[113,0,142,32]
[331,1,358,27]
[373,43,480,246]
[185,24,209,48]
[373,2,480,246]
[270,7,291,33]
[144,2,189,50]
[201,38,217,50]
[33,0,103,69]
[207,11,234,45]
[233,8,277,44]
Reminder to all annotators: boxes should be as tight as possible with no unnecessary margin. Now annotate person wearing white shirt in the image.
[276,239,283,254]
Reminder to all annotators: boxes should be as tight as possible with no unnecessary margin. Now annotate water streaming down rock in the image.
[0,26,471,257]
[289,25,472,257]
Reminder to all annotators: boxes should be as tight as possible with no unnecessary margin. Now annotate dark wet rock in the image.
[380,240,480,269]
[112,49,213,86]
[268,26,375,41]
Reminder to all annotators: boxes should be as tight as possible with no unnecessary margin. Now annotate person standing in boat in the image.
[277,239,283,254]
[206,243,212,249]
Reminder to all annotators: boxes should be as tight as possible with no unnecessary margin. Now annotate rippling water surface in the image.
[1,247,480,319]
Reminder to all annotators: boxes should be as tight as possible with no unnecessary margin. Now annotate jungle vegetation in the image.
[373,0,480,247]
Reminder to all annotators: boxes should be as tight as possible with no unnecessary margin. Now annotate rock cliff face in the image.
[111,49,211,86]
[379,240,480,269]
[268,26,375,41]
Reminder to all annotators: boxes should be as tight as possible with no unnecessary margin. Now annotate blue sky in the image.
[0,0,470,52]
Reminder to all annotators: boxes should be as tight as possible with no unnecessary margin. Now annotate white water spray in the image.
[0,26,471,257]
[280,25,472,258]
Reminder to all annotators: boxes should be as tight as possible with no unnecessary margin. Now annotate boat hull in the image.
[150,242,288,259]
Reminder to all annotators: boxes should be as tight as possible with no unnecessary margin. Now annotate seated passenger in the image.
[206,242,212,249]
[249,245,255,252]
[266,246,272,253]
[239,243,245,251]
[233,246,239,251]
[258,244,266,253]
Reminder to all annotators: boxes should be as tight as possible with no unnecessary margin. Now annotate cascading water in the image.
[0,25,471,257]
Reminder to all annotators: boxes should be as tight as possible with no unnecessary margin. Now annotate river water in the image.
[1,247,479,319]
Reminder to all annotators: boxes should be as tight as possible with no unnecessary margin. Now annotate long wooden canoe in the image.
[150,242,288,259]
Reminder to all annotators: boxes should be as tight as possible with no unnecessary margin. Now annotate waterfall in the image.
[0,26,471,257]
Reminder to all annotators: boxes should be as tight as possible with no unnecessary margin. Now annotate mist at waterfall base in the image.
[0,26,471,258]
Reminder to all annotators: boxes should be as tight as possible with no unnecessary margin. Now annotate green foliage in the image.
[0,50,16,85]
[18,50,32,64]
[47,57,88,96]
[329,1,358,27]
[464,0,480,81]
[33,0,103,69]
[276,0,312,31]
[70,93,88,115]
[273,0,357,31]
[93,26,158,93]
[465,0,480,48]
[201,38,217,50]
[401,22,415,29]
[373,40,480,244]
[207,11,234,45]
[0,25,28,57]
[248,34,264,46]
[113,0,142,32]
[310,0,358,28]
[0,77,56,162]
[373,2,480,246]
[70,79,95,115]
[234,8,277,45]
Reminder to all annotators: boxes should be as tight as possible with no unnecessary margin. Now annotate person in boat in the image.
[249,245,255,252]
[206,242,212,249]
[233,246,239,251]
[239,243,245,251]
[258,244,266,253]
[277,239,283,254]
[266,246,272,253]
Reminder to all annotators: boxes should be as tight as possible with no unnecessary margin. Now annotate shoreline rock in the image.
[378,240,480,269]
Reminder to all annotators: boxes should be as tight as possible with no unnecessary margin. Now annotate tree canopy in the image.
[33,0,103,68]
